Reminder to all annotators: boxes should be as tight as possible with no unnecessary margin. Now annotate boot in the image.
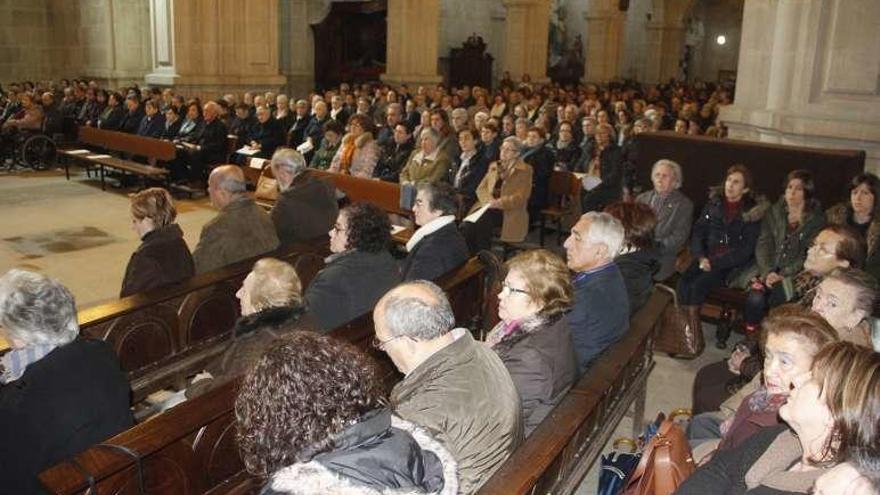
[683,305,706,357]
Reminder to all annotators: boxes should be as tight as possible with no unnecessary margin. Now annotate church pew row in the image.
[39,276,670,495]
[77,238,329,404]
[38,255,492,495]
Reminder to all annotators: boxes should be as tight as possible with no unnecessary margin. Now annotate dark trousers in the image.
[461,208,503,254]
[743,284,789,326]
[677,261,729,306]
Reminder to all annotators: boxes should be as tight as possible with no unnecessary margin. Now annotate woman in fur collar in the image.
[329,113,380,178]
[677,164,770,343]
[825,172,880,281]
[236,331,458,495]
[485,249,577,436]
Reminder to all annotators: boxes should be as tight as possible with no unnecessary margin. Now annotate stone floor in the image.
[0,166,727,494]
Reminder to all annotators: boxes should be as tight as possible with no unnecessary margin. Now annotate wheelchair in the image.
[1,117,64,171]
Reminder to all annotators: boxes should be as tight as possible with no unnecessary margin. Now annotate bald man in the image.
[373,281,522,494]
[191,165,279,273]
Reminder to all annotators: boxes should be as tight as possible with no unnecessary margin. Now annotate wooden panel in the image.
[77,126,177,161]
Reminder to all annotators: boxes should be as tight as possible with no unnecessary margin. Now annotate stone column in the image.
[583,1,625,83]
[721,0,880,172]
[279,0,315,97]
[145,0,286,98]
[644,21,686,83]
[501,0,550,83]
[381,0,442,87]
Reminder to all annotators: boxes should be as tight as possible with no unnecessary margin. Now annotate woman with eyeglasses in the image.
[304,202,401,332]
[484,249,576,436]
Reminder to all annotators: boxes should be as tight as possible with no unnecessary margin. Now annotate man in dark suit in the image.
[269,148,339,246]
[286,99,311,148]
[249,105,284,159]
[161,107,183,140]
[120,95,145,134]
[329,94,349,125]
[401,182,469,281]
[302,100,330,163]
[136,99,165,138]
[178,101,228,186]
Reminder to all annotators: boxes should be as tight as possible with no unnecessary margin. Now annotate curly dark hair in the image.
[234,331,384,476]
[343,202,392,253]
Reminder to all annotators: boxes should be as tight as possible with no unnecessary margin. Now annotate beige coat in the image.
[328,131,380,178]
[470,160,533,242]
[192,197,280,274]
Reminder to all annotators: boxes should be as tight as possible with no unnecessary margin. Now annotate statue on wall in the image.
[547,1,584,86]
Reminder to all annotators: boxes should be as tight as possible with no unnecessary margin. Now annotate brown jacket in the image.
[391,330,523,494]
[470,160,533,242]
[269,171,338,246]
[192,196,280,274]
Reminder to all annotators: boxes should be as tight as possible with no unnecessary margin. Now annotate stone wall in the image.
[0,0,53,83]
[688,0,742,83]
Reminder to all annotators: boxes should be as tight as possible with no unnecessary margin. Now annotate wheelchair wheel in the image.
[20,134,57,170]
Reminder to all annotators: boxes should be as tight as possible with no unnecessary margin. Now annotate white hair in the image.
[582,212,625,258]
[652,159,684,189]
[0,269,78,346]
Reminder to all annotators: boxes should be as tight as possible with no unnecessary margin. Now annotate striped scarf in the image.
[0,343,57,384]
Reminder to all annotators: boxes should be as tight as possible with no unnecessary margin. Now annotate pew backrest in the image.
[310,169,409,216]
[77,126,176,162]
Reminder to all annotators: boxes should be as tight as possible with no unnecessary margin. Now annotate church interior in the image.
[1,0,880,494]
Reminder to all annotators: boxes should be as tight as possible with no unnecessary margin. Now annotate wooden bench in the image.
[59,126,176,190]
[38,256,493,495]
[77,238,328,404]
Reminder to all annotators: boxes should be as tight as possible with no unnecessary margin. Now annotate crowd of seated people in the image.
[8,76,880,494]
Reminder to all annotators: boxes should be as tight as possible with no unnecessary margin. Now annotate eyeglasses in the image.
[372,335,403,350]
[331,223,346,233]
[500,282,530,296]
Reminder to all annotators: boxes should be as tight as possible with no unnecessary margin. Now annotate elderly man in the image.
[286,99,311,148]
[0,269,132,492]
[374,281,522,494]
[636,159,694,281]
[269,148,338,245]
[178,101,229,186]
[402,183,469,280]
[376,102,403,151]
[564,211,630,374]
[192,165,279,273]
[248,106,284,159]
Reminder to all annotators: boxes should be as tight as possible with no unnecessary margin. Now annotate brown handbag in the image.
[623,414,696,495]
[255,173,278,203]
[654,284,705,358]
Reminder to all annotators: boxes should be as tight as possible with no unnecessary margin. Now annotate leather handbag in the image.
[622,411,696,495]
[654,284,705,358]
[255,173,278,203]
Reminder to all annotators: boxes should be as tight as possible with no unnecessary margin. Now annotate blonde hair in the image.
[506,249,573,318]
[130,187,176,227]
[246,258,303,311]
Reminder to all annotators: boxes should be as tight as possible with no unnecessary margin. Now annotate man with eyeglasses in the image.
[563,211,630,375]
[372,280,523,494]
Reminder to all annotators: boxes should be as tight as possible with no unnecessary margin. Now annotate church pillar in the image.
[583,1,625,83]
[721,0,880,172]
[644,22,686,83]
[501,0,550,83]
[145,0,286,98]
[381,0,443,88]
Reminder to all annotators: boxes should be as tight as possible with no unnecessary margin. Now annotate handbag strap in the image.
[654,283,679,308]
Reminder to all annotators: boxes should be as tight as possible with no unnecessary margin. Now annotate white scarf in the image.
[406,215,456,252]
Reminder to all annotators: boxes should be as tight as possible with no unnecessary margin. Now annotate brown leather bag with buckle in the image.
[654,284,705,358]
[622,412,696,495]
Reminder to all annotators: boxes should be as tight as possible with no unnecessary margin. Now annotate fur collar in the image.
[342,131,374,149]
[826,202,880,255]
[264,416,458,495]
[233,305,307,338]
[707,186,770,223]
[487,312,564,352]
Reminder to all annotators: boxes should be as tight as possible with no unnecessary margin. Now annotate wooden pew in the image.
[38,256,492,495]
[59,126,176,190]
[78,239,328,404]
[476,289,672,495]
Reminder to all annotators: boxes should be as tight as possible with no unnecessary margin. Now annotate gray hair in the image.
[582,211,625,258]
[451,108,468,119]
[381,281,455,341]
[0,269,78,346]
[502,136,523,155]
[216,172,247,194]
[652,159,684,189]
[419,127,440,145]
[271,147,306,178]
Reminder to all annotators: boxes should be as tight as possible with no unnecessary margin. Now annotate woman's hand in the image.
[727,348,750,374]
[699,257,712,272]
[764,272,783,286]
[488,198,503,209]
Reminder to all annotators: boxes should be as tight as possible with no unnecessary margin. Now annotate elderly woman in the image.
[403,183,469,281]
[305,202,401,331]
[328,113,380,178]
[636,159,695,281]
[485,249,577,436]
[604,201,661,314]
[0,269,132,492]
[399,127,452,185]
[692,225,868,415]
[461,136,534,253]
[551,121,581,171]
[235,331,457,494]
[677,341,880,495]
[187,258,311,398]
[120,187,194,297]
[575,123,626,213]
[174,100,204,144]
[736,170,825,336]
[688,306,839,463]
[678,164,769,340]
[811,268,879,348]
[269,148,338,246]
[826,172,880,280]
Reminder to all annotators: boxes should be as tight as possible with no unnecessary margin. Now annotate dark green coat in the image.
[754,199,825,277]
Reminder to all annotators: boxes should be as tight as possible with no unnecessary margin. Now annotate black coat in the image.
[229,115,256,145]
[176,118,204,143]
[374,139,414,183]
[450,150,490,206]
[198,118,229,165]
[577,143,626,212]
[270,172,339,246]
[521,144,555,214]
[305,250,401,331]
[690,189,770,273]
[0,339,133,493]
[120,107,145,134]
[97,105,125,130]
[251,119,285,159]
[136,113,165,138]
[401,222,469,281]
[551,141,581,171]
[286,114,311,148]
[615,248,661,315]
[304,114,330,147]
[492,314,577,436]
[120,224,195,298]
[161,117,183,140]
